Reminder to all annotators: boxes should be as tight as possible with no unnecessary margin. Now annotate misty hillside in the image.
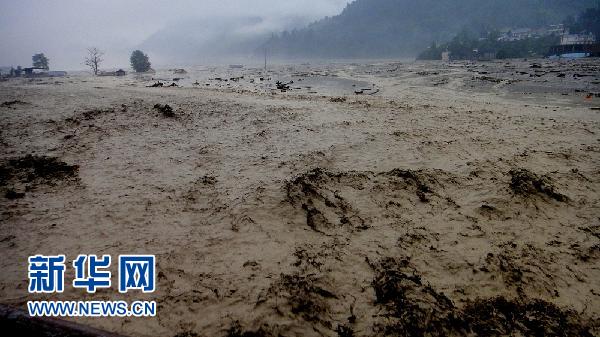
[139,15,311,65]
[265,0,598,58]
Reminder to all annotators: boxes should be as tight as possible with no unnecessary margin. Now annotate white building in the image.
[498,28,533,42]
[560,33,596,45]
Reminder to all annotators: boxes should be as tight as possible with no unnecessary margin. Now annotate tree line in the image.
[417,5,599,61]
[83,48,152,74]
[263,0,597,58]
[563,6,600,38]
[5,49,152,76]
[416,31,560,61]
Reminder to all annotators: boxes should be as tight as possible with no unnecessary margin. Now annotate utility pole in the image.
[264,47,267,72]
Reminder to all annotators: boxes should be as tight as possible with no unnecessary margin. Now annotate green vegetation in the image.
[418,5,599,61]
[265,0,596,58]
[32,53,49,70]
[417,31,560,60]
[130,50,151,73]
[564,6,600,36]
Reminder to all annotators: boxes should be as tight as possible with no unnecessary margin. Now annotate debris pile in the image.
[153,104,175,118]
[268,273,336,323]
[1,100,28,108]
[7,155,79,182]
[276,81,292,92]
[147,81,164,88]
[509,169,568,202]
[369,257,595,336]
[1,155,79,198]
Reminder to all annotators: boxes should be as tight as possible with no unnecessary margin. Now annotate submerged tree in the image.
[130,50,151,73]
[32,53,49,70]
[84,47,104,75]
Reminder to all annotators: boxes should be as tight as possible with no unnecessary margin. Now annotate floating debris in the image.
[147,81,164,88]
[509,169,568,202]
[153,103,175,117]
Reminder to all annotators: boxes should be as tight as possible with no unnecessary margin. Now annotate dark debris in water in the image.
[336,324,355,337]
[268,273,336,324]
[154,103,175,117]
[1,155,79,198]
[330,97,347,103]
[81,108,115,120]
[509,169,568,202]
[370,257,458,336]
[286,167,369,233]
[460,297,596,337]
[1,100,29,108]
[285,167,441,233]
[4,189,25,199]
[226,321,271,337]
[7,155,79,183]
[369,256,595,337]
[385,169,434,202]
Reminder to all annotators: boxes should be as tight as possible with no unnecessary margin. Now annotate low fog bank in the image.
[0,0,350,70]
[139,15,314,67]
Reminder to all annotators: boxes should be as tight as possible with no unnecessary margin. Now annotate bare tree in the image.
[84,48,104,75]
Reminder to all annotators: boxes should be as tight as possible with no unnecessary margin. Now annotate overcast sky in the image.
[0,0,351,70]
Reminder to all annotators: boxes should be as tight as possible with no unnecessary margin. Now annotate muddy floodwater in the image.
[1,58,599,336]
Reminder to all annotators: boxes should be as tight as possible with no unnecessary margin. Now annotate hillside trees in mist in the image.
[264,0,598,58]
[564,6,600,37]
[417,30,560,60]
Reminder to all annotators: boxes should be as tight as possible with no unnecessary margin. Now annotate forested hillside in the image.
[265,0,598,58]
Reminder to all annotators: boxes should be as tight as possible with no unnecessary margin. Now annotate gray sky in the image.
[0,0,351,70]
